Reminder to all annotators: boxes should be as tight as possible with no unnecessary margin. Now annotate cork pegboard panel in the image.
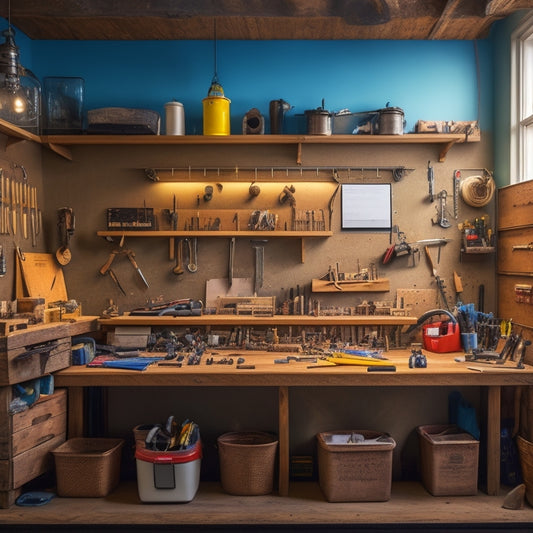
[397,289,438,317]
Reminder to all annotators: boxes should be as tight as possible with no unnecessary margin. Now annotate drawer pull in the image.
[36,433,55,446]
[15,341,59,362]
[32,413,52,426]
[14,341,59,374]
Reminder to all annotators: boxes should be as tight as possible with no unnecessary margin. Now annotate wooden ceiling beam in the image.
[0,0,530,40]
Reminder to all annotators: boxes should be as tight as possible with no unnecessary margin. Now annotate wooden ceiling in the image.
[0,0,532,41]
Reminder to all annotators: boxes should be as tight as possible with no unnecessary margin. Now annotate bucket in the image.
[203,96,231,135]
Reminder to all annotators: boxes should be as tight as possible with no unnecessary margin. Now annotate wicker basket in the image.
[217,431,278,495]
[517,435,533,506]
[52,438,124,497]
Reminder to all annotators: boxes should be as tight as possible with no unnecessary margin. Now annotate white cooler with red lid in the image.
[135,440,202,502]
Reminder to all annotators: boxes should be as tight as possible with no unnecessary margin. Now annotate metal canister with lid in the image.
[165,101,185,135]
[305,99,332,136]
[376,106,405,135]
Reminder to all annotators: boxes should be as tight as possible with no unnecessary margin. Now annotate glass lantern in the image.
[0,28,41,134]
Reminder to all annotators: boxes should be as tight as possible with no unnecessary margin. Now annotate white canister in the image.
[165,101,185,135]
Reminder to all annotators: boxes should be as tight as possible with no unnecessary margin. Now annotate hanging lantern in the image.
[0,27,41,134]
[202,21,230,135]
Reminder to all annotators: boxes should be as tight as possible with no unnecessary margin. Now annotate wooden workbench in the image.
[54,349,533,498]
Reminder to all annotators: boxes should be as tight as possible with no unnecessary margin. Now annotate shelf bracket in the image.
[438,140,456,162]
[46,143,73,161]
[296,142,302,165]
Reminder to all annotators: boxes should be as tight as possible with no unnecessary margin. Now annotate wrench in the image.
[251,240,267,295]
[432,190,451,228]
[186,237,198,273]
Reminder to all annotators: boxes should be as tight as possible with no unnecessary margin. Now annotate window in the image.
[511,11,533,183]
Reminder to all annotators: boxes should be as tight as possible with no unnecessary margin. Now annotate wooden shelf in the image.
[311,277,390,292]
[98,314,417,327]
[0,117,477,162]
[1,480,531,528]
[42,133,471,162]
[97,230,332,238]
[97,230,332,263]
[0,117,40,148]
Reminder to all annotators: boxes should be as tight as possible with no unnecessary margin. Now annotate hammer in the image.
[251,240,267,295]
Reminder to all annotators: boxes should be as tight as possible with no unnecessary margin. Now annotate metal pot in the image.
[305,100,332,136]
[376,106,404,135]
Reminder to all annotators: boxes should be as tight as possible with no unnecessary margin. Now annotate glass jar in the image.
[43,76,84,134]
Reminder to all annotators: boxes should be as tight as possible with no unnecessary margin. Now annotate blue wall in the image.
[4,20,492,136]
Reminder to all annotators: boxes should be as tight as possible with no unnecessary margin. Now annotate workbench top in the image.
[54,350,533,388]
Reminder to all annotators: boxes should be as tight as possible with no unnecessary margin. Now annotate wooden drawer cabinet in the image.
[0,323,71,385]
[0,388,67,507]
[498,182,533,351]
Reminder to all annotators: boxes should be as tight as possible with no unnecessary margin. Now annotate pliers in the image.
[99,246,149,295]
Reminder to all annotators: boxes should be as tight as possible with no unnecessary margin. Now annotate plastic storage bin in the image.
[135,439,202,502]
[417,424,479,496]
[52,438,124,497]
[217,431,278,495]
[317,430,396,502]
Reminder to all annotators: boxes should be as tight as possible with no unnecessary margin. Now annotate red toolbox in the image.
[422,321,461,353]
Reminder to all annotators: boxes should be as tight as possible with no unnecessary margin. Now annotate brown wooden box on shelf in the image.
[0,388,67,508]
[0,323,71,386]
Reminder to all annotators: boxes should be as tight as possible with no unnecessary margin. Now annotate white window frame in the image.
[511,11,533,184]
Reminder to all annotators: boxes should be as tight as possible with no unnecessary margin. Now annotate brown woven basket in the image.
[517,435,533,506]
[217,431,278,495]
[52,438,124,497]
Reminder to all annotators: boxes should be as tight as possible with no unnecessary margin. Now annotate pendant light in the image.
[0,2,41,133]
[202,19,231,135]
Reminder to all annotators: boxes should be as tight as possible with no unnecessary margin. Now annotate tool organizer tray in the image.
[215,296,276,317]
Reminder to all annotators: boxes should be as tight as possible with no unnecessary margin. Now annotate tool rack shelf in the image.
[39,132,472,162]
[97,230,332,263]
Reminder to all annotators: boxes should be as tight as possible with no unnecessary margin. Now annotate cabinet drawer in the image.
[498,181,533,229]
[0,433,65,490]
[498,274,533,327]
[0,337,71,386]
[0,389,67,459]
[498,228,533,274]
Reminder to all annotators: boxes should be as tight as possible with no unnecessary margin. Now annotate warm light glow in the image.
[12,94,26,113]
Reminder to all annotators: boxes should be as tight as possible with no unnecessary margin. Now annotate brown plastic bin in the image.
[317,430,396,502]
[52,438,124,497]
[417,424,479,496]
[217,431,278,495]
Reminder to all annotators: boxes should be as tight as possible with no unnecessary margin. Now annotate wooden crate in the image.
[0,323,71,386]
[0,389,67,507]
